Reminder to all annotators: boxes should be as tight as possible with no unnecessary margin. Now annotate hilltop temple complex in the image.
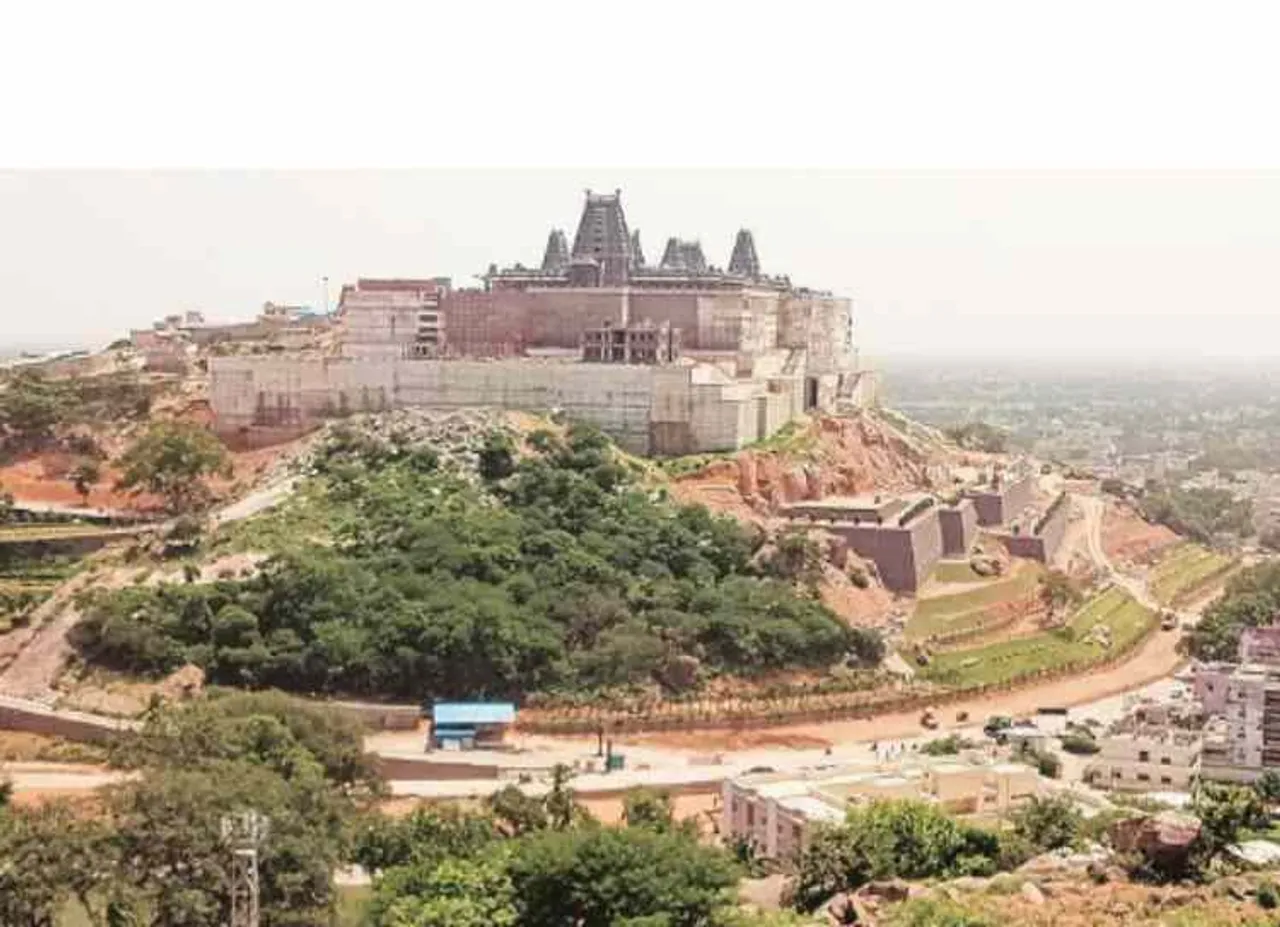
[211,189,875,454]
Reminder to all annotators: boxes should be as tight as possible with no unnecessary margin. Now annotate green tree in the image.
[0,371,69,446]
[371,856,517,927]
[69,457,102,503]
[478,432,517,481]
[487,784,551,837]
[1184,561,1280,661]
[790,800,997,912]
[506,825,739,927]
[115,422,232,513]
[1038,569,1082,622]
[354,805,497,875]
[623,787,679,833]
[1256,770,1280,807]
[1192,782,1266,860]
[105,759,352,927]
[1010,794,1083,851]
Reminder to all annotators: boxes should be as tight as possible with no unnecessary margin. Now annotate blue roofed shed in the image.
[428,702,517,751]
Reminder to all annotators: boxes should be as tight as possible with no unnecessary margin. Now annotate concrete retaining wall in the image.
[824,506,943,593]
[964,474,1037,527]
[991,493,1071,563]
[0,696,135,743]
[938,500,978,556]
[211,355,808,456]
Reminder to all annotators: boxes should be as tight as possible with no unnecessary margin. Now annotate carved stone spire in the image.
[541,229,569,273]
[570,188,632,285]
[630,229,645,268]
[728,229,760,277]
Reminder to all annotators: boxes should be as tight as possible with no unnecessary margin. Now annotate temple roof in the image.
[571,189,632,285]
[659,238,707,273]
[541,229,569,273]
[728,229,761,277]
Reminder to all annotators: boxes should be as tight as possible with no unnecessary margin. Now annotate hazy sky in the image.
[4,170,1280,361]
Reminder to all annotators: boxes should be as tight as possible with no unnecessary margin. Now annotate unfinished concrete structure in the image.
[782,495,943,593]
[211,190,875,454]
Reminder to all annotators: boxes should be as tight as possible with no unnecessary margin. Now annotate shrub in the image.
[1060,732,1100,755]
[1257,881,1278,910]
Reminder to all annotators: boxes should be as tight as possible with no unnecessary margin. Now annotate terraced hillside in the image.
[918,585,1156,689]
[1148,542,1239,607]
[904,562,1044,644]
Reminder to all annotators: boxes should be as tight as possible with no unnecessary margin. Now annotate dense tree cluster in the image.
[0,692,375,927]
[74,424,876,700]
[357,782,740,927]
[0,369,154,450]
[1138,484,1253,544]
[942,422,1008,453]
[789,799,1017,912]
[1183,561,1280,661]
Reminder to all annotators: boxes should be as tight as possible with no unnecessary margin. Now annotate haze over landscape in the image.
[5,170,1280,361]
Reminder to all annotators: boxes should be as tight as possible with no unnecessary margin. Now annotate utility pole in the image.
[222,810,269,927]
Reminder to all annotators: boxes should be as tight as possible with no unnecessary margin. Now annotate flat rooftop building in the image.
[722,758,1041,861]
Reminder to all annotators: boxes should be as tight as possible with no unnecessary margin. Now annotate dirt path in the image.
[620,623,1187,751]
[0,572,97,701]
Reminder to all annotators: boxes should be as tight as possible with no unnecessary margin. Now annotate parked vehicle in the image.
[983,715,1013,738]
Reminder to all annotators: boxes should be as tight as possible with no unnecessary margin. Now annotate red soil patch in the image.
[1103,501,1180,567]
[672,415,934,526]
[0,432,307,515]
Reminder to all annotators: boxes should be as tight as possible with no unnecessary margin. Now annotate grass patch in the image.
[657,420,818,477]
[905,563,1044,641]
[918,586,1156,689]
[1149,543,1237,606]
[212,476,341,556]
[0,523,142,544]
[929,560,991,585]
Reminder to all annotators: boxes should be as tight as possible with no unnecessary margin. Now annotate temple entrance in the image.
[804,377,819,410]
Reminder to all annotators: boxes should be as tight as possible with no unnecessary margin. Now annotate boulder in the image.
[821,892,871,926]
[1110,811,1201,871]
[157,663,205,701]
[857,879,913,904]
[1019,881,1046,906]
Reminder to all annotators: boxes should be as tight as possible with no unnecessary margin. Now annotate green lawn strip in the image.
[918,587,1154,689]
[0,523,143,544]
[906,564,1044,640]
[930,560,990,584]
[1149,544,1235,605]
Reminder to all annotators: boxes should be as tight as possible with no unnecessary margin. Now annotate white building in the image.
[722,758,1041,861]
[1084,728,1201,793]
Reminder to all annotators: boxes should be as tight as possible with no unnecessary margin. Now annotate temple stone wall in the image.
[211,356,796,456]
